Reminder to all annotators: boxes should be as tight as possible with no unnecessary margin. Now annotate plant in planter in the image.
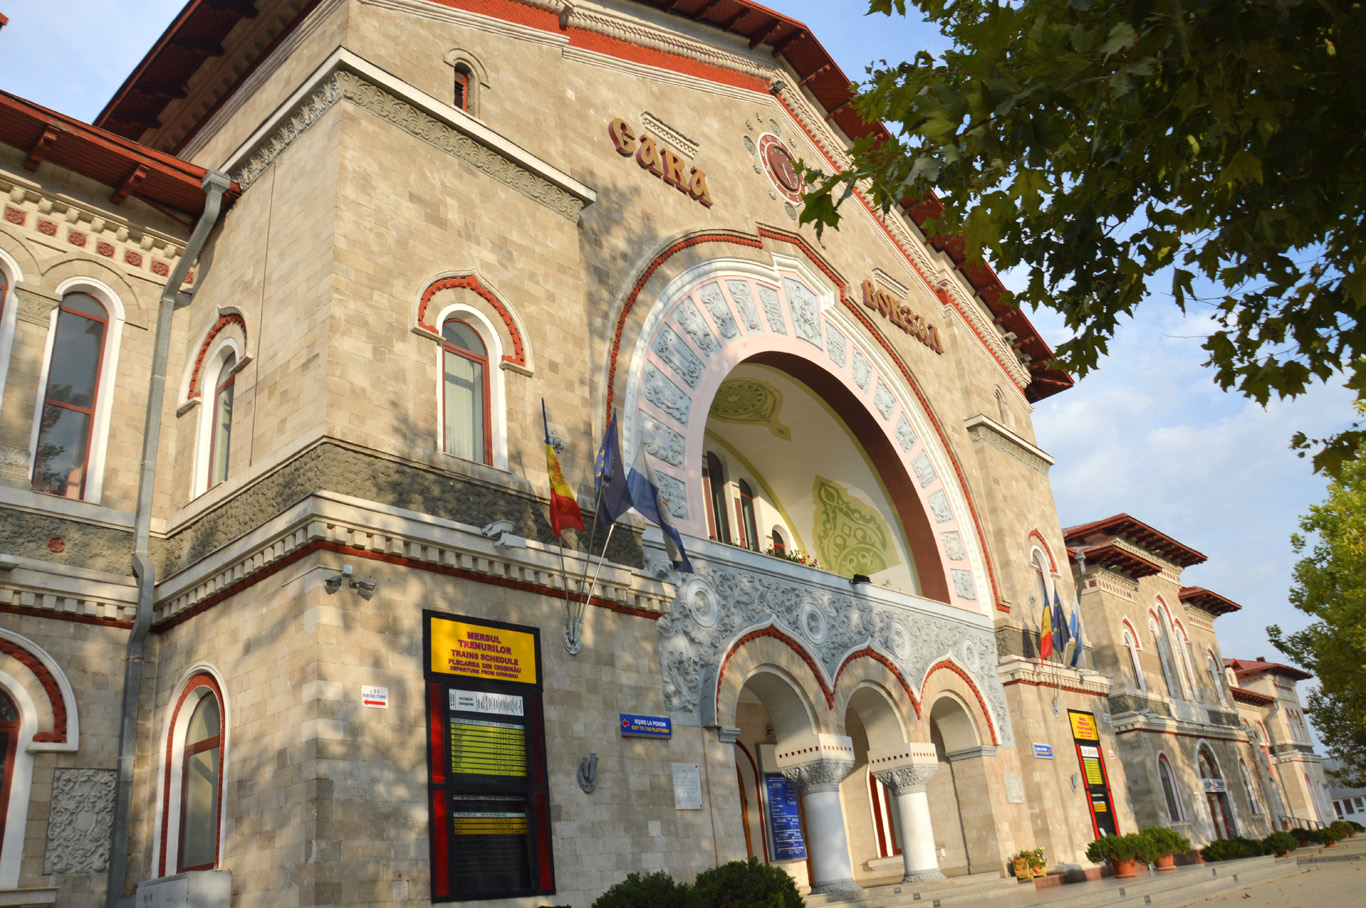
[1262,831,1298,857]
[1316,826,1342,846]
[1010,848,1046,879]
[1330,821,1353,841]
[1290,826,1315,847]
[1085,832,1158,878]
[1142,826,1192,871]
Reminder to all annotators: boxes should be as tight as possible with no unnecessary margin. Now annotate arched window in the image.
[0,689,17,863]
[738,479,759,551]
[32,292,108,499]
[208,351,235,487]
[1151,614,1182,699]
[1122,628,1145,690]
[1240,760,1262,815]
[1158,754,1184,822]
[0,261,14,403]
[1205,653,1227,706]
[703,452,731,543]
[159,675,226,876]
[441,317,490,464]
[770,528,786,557]
[453,68,471,111]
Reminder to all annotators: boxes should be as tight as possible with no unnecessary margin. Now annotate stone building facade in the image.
[0,2,1326,907]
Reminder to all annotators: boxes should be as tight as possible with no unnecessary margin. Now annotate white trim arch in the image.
[1156,749,1186,824]
[1195,739,1238,838]
[190,337,246,497]
[432,303,508,471]
[621,251,992,614]
[0,671,38,889]
[27,276,127,503]
[0,247,22,404]
[0,628,80,753]
[152,664,231,877]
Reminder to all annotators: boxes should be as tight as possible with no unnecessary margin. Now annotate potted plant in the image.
[1142,826,1191,871]
[1262,831,1298,857]
[1010,848,1045,880]
[1086,832,1157,879]
[1290,826,1314,847]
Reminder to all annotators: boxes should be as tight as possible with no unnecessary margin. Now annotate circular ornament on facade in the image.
[800,602,828,644]
[768,117,782,137]
[742,134,757,156]
[758,134,803,203]
[890,620,913,663]
[683,579,719,628]
[960,638,981,671]
[784,202,798,221]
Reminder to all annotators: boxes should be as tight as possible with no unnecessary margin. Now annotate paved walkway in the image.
[958,835,1365,908]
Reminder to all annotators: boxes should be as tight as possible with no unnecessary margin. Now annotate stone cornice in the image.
[152,488,668,624]
[223,49,596,220]
[998,655,1112,697]
[964,414,1054,474]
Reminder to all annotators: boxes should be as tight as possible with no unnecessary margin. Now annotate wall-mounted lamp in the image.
[480,519,525,549]
[849,574,872,587]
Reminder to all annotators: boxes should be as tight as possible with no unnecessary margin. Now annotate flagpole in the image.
[563,486,604,655]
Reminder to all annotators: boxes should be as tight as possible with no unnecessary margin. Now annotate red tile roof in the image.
[1179,586,1243,616]
[1063,514,1206,568]
[1224,657,1312,682]
[0,89,238,218]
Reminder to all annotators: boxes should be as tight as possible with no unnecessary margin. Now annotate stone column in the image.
[780,757,859,894]
[873,763,944,883]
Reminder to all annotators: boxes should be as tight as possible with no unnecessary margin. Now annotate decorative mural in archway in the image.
[615,237,1012,746]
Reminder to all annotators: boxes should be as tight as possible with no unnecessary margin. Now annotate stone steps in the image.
[805,871,1020,908]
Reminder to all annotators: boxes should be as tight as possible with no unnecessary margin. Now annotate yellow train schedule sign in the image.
[429,616,538,685]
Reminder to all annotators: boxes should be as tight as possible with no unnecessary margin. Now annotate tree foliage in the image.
[800,0,1366,473]
[1269,412,1366,786]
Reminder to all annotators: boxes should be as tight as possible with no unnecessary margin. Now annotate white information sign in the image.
[672,763,703,810]
[1004,772,1025,804]
[450,688,524,717]
[361,686,388,709]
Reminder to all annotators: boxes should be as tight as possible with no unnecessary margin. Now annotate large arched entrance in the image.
[1199,745,1235,840]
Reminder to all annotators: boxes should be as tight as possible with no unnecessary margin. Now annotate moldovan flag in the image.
[543,401,584,538]
[1039,595,1055,660]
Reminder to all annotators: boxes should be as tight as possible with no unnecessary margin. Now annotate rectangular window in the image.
[424,612,552,901]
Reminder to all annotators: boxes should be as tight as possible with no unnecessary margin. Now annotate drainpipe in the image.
[107,170,232,908]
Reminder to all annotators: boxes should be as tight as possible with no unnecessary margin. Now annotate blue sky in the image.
[0,1,1352,703]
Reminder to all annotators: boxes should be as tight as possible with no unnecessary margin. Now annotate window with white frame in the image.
[191,340,242,496]
[1239,759,1262,815]
[31,288,123,501]
[1205,652,1228,706]
[0,259,16,402]
[1123,627,1146,690]
[0,689,16,870]
[703,450,731,544]
[159,674,226,876]
[1150,616,1181,699]
[441,316,491,464]
[1158,753,1184,822]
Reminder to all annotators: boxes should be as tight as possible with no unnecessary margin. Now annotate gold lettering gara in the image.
[609,118,713,208]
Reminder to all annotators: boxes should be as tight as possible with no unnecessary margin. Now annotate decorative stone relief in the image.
[726,280,762,331]
[966,420,1053,475]
[697,282,738,339]
[927,490,953,524]
[825,322,847,368]
[782,277,823,348]
[941,531,966,562]
[673,299,719,357]
[873,381,896,419]
[709,378,791,440]
[234,70,587,219]
[742,134,757,156]
[873,763,938,794]
[757,284,786,334]
[781,757,855,793]
[0,445,29,482]
[653,326,703,388]
[911,452,937,488]
[812,476,900,578]
[43,768,116,874]
[959,638,982,672]
[640,414,686,467]
[894,414,917,451]
[655,556,1012,745]
[655,470,688,519]
[951,569,977,601]
[644,363,692,425]
[800,601,828,644]
[852,349,871,391]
